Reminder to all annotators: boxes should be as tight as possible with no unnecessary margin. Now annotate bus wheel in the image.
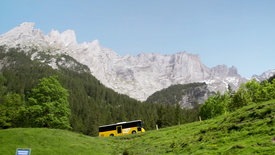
[132,131,136,134]
[110,134,114,137]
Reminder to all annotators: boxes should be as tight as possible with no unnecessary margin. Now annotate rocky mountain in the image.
[252,69,275,82]
[146,83,214,109]
[0,22,247,101]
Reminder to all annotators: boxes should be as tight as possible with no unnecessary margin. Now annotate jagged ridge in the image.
[0,22,248,101]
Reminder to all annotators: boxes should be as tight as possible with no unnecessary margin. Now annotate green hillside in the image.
[112,100,275,154]
[1,100,274,154]
[0,128,113,155]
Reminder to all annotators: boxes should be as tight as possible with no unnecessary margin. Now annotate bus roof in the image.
[99,120,142,128]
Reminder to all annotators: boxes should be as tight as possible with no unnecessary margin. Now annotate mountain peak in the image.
[11,22,36,35]
[0,22,46,46]
[46,29,77,47]
[0,22,35,37]
[252,69,275,81]
[19,22,35,29]
[59,30,77,46]
[210,65,239,77]
[91,39,99,45]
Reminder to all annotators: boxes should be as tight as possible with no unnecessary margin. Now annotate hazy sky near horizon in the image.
[1,0,275,78]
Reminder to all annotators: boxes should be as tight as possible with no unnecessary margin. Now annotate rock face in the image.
[0,22,247,101]
[146,83,214,109]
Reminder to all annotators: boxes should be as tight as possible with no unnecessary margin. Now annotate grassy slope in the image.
[111,100,275,154]
[1,100,274,154]
[0,128,114,155]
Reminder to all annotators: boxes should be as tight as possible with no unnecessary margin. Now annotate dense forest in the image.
[0,46,196,136]
[146,82,213,108]
[146,82,214,123]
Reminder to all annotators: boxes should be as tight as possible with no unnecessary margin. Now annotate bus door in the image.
[116,125,122,136]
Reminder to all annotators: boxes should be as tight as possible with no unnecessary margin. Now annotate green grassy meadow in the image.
[0,128,113,155]
[1,100,274,154]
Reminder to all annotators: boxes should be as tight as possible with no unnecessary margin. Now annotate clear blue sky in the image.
[1,0,275,78]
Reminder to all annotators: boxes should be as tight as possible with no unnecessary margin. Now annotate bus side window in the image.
[117,126,122,134]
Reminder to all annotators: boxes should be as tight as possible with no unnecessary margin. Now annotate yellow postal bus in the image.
[98,120,145,137]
